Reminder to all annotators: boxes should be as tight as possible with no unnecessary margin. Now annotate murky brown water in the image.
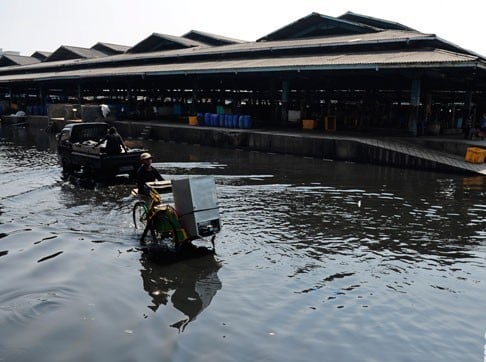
[1,125,485,362]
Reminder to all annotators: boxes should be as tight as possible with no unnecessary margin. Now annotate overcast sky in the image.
[0,0,484,57]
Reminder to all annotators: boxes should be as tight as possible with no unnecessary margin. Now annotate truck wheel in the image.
[82,165,96,179]
[61,157,74,173]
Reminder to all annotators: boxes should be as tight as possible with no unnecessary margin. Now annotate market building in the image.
[1,11,486,136]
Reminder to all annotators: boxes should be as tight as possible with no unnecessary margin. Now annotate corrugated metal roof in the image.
[338,11,415,31]
[31,51,52,58]
[130,29,432,59]
[0,54,40,67]
[0,10,482,80]
[0,49,479,83]
[44,45,107,62]
[60,45,106,58]
[127,33,207,53]
[91,42,130,54]
[257,12,379,41]
[0,29,435,74]
[182,30,246,46]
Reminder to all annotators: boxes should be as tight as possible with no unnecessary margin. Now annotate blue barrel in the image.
[232,114,239,128]
[218,114,225,127]
[113,104,121,117]
[211,113,218,126]
[197,113,204,126]
[239,115,252,129]
[204,113,211,126]
[246,115,253,128]
[173,103,182,116]
[238,115,245,129]
[455,118,463,129]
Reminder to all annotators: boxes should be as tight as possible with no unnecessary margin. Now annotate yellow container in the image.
[465,147,486,163]
[325,116,336,131]
[188,116,198,126]
[302,119,317,129]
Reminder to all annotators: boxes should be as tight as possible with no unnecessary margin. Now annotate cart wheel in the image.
[133,201,148,229]
[151,213,178,247]
[152,225,179,247]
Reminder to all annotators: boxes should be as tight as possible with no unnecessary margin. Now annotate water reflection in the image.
[463,175,485,191]
[139,254,222,333]
[0,124,57,151]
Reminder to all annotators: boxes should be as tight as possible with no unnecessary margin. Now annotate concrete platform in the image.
[114,120,486,176]
[1,115,26,125]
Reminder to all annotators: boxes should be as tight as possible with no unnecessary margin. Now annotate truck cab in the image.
[57,122,108,146]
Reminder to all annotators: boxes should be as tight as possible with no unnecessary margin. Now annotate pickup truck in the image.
[57,122,146,180]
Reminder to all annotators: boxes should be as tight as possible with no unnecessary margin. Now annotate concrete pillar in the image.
[38,86,44,114]
[77,83,82,104]
[464,90,473,118]
[408,78,421,136]
[300,89,308,119]
[462,90,474,138]
[190,80,198,115]
[281,79,289,123]
[269,79,279,124]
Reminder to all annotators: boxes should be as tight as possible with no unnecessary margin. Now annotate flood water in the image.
[1,124,485,362]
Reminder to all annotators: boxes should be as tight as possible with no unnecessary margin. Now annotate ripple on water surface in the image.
[0,129,485,361]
